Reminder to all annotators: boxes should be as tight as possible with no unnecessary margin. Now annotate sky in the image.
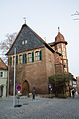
[0,0,79,78]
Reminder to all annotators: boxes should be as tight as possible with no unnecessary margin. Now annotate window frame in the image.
[28,53,32,63]
[0,71,4,78]
[35,51,40,61]
[19,55,23,64]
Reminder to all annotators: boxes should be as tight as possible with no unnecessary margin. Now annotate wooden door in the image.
[22,81,29,96]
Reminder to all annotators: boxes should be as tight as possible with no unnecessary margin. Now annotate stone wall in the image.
[9,47,56,95]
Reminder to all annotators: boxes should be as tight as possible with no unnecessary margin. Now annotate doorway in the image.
[0,85,3,97]
[22,80,29,96]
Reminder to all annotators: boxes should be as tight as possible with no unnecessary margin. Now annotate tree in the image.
[0,33,17,64]
[49,73,73,97]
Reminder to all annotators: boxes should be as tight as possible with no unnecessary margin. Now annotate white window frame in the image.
[19,55,23,64]
[35,51,40,61]
[28,53,32,63]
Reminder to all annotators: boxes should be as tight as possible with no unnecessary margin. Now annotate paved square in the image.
[0,96,79,119]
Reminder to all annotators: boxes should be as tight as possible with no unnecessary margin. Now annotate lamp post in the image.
[13,48,16,107]
[8,65,9,96]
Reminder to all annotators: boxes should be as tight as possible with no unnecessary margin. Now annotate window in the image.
[23,54,27,64]
[35,50,42,61]
[35,51,40,61]
[62,51,65,56]
[22,41,24,45]
[22,40,27,45]
[25,40,27,44]
[28,53,32,63]
[59,45,61,48]
[64,68,67,72]
[13,56,18,65]
[0,72,4,77]
[19,55,23,64]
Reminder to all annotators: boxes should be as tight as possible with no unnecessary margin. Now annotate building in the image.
[0,58,8,97]
[76,77,79,94]
[6,24,68,96]
[49,27,68,73]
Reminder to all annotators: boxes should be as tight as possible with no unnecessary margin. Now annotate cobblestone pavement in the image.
[0,95,79,119]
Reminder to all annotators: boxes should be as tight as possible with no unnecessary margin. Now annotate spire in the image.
[58,27,60,33]
[23,17,26,24]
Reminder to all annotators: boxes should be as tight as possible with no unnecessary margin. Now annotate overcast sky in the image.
[0,0,79,78]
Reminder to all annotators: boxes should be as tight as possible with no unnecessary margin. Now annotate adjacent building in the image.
[0,58,8,97]
[76,77,79,94]
[6,24,69,96]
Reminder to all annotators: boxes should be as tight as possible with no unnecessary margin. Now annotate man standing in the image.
[32,87,35,99]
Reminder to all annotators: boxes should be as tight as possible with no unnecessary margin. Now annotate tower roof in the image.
[55,32,67,45]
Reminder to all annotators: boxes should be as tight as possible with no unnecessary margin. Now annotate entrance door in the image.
[0,86,3,97]
[22,80,29,96]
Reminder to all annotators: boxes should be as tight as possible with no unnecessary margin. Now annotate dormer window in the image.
[25,40,27,44]
[22,41,24,45]
[22,40,27,45]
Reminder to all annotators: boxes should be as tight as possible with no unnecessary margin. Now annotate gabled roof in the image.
[6,24,55,55]
[0,58,8,70]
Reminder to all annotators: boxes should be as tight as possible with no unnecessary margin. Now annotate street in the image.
[0,96,79,119]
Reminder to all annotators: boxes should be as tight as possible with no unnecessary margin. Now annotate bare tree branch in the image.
[0,32,17,64]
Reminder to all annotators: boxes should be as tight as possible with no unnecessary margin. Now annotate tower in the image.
[55,27,68,72]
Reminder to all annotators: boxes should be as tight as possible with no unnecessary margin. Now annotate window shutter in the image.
[25,54,27,63]
[10,57,12,65]
[32,52,34,62]
[40,50,42,60]
[23,54,27,64]
[16,55,18,64]
[23,54,25,64]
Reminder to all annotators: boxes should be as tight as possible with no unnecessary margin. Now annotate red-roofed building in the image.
[0,58,8,97]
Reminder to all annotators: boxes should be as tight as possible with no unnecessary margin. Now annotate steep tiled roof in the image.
[6,24,55,55]
[0,58,8,70]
